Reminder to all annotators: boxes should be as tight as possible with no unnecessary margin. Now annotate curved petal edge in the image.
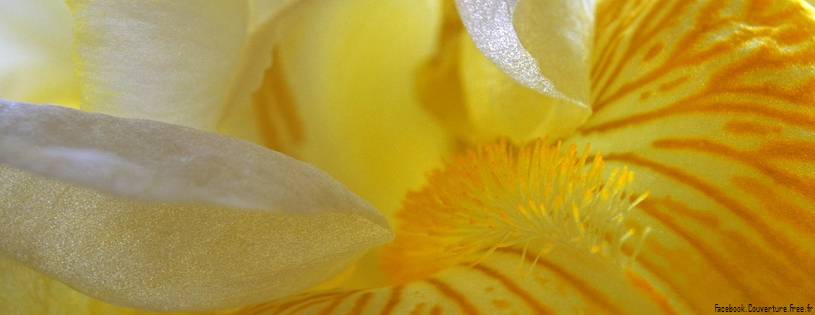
[0,99,393,311]
[454,0,593,107]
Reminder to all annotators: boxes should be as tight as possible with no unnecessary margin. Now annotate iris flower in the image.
[2,0,814,314]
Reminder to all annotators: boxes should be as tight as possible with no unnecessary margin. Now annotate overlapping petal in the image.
[431,0,591,143]
[227,0,815,313]
[455,0,594,107]
[0,100,393,312]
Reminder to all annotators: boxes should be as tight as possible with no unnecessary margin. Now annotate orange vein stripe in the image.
[408,303,426,315]
[581,99,815,134]
[470,264,555,315]
[592,0,815,115]
[625,270,681,315]
[495,247,625,314]
[593,0,702,109]
[593,0,646,83]
[636,199,769,300]
[653,138,815,202]
[723,120,782,136]
[731,176,815,238]
[377,285,404,315]
[425,278,481,315]
[236,292,347,315]
[345,292,374,315]
[606,154,813,282]
[633,244,707,314]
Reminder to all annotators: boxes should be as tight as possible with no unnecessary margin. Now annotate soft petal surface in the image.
[571,0,815,310]
[0,100,393,311]
[0,0,79,107]
[67,1,248,131]
[455,0,593,107]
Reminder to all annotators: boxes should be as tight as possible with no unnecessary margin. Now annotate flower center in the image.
[381,138,650,285]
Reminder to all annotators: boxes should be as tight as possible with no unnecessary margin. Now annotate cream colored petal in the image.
[0,255,236,315]
[0,0,79,107]
[454,0,593,106]
[569,0,815,310]
[0,100,393,311]
[67,1,248,131]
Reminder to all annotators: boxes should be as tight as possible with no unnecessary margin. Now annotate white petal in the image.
[455,0,594,106]
[67,1,249,131]
[0,100,393,311]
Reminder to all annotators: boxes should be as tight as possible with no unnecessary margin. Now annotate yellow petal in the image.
[0,0,79,107]
[268,0,451,220]
[66,1,248,131]
[0,100,393,311]
[233,246,676,314]
[568,0,815,309]
[216,0,305,143]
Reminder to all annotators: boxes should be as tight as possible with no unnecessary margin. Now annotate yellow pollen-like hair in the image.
[382,138,649,285]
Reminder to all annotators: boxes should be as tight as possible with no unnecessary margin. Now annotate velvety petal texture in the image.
[455,0,594,107]
[0,100,393,311]
[67,1,248,131]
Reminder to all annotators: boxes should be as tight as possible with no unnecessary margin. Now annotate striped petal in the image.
[67,1,248,131]
[0,100,393,311]
[569,0,815,310]
[233,245,674,314]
